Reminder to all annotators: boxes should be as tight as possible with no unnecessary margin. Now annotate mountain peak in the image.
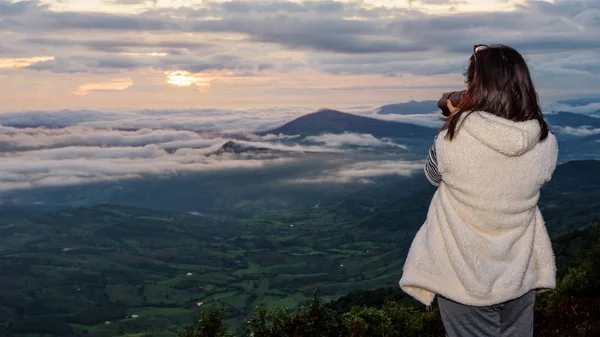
[304,109,354,120]
[376,100,437,115]
[314,108,345,115]
[258,108,436,139]
[214,141,271,155]
[546,111,600,128]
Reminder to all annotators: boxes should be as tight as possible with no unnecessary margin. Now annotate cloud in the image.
[0,104,422,192]
[108,0,158,5]
[19,144,165,160]
[0,56,55,69]
[23,37,211,53]
[554,126,600,137]
[0,120,315,192]
[306,52,466,76]
[155,138,226,151]
[3,0,595,74]
[289,160,423,183]
[0,119,316,154]
[1,0,600,110]
[409,0,466,4]
[26,56,142,74]
[75,77,133,95]
[248,30,427,54]
[547,102,600,115]
[243,133,302,141]
[365,112,444,128]
[47,11,179,32]
[0,107,311,132]
[0,125,207,150]
[306,132,408,149]
[0,106,439,148]
[0,110,122,128]
[0,146,295,192]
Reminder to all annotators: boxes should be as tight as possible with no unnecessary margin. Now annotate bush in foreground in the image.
[182,230,600,337]
[180,292,443,337]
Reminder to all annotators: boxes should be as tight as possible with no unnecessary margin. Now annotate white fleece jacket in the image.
[399,110,558,307]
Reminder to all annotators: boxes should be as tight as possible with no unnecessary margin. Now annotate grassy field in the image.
[0,201,410,337]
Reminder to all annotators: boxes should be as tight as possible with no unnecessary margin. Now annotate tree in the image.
[179,305,230,337]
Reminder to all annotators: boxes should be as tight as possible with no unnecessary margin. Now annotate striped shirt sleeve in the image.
[424,136,442,187]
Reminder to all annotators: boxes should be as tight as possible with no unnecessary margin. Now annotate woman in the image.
[399,44,558,337]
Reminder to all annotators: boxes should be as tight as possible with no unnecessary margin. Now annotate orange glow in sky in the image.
[0,0,590,111]
[75,78,134,96]
[0,57,55,69]
[165,71,212,91]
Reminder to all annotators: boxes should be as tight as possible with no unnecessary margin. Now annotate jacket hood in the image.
[461,111,541,157]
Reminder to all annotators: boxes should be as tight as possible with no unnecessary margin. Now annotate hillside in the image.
[1,160,598,336]
[0,205,243,336]
[0,203,396,336]
[337,160,600,237]
[215,141,279,155]
[376,100,438,115]
[545,111,600,128]
[544,113,600,162]
[259,109,437,138]
[211,140,311,157]
[556,97,600,106]
[182,223,600,337]
[539,160,600,234]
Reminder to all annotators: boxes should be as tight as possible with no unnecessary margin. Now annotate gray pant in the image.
[437,290,536,337]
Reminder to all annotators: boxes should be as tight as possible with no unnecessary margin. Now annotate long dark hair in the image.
[441,44,549,141]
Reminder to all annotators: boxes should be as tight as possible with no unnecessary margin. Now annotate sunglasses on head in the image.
[474,44,489,59]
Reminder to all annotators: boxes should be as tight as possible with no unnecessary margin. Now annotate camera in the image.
[438,90,466,116]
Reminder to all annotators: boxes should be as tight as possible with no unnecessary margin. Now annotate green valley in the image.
[1,160,599,336]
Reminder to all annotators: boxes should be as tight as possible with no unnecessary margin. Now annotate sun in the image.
[165,70,212,91]
[165,71,195,87]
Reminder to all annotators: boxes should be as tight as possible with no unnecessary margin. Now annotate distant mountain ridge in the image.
[259,106,600,142]
[213,140,315,157]
[546,111,600,128]
[376,100,438,115]
[214,141,284,155]
[556,97,600,106]
[259,109,437,139]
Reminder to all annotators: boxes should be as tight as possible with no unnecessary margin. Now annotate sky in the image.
[1,0,600,111]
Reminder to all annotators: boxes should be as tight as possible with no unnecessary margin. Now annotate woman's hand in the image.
[447,100,459,116]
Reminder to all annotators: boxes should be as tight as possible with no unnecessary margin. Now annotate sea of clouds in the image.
[1,100,598,192]
[0,107,426,192]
